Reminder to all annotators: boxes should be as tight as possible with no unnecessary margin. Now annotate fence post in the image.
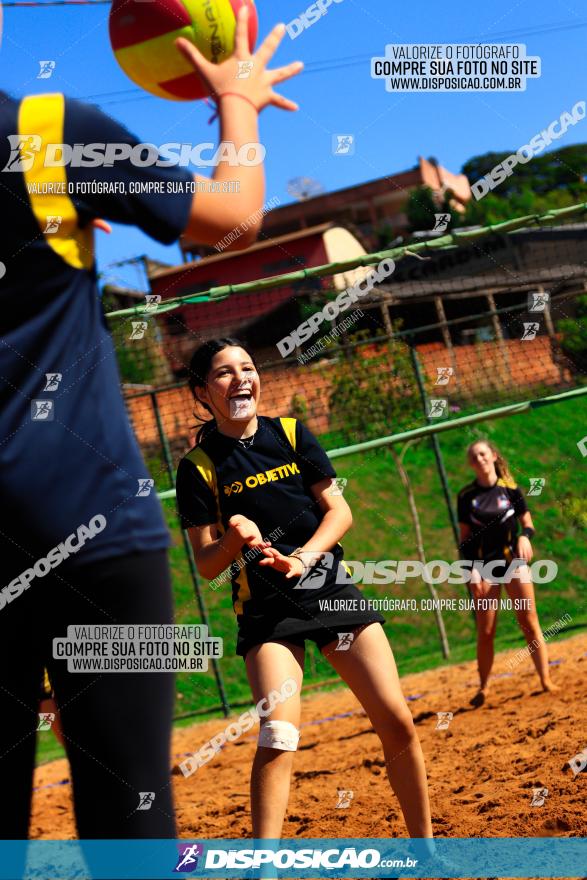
[150,390,231,717]
[409,343,460,547]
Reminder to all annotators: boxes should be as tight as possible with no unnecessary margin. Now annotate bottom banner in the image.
[0,838,585,879]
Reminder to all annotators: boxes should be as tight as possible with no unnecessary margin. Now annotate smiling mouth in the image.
[229,391,252,401]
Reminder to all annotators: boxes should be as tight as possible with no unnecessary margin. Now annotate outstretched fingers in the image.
[254,22,287,69]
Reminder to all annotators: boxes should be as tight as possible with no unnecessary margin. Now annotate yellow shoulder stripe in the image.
[19,93,93,270]
[279,417,297,451]
[496,477,517,489]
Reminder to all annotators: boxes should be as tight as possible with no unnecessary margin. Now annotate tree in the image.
[462,144,587,225]
[405,185,455,232]
[557,294,587,372]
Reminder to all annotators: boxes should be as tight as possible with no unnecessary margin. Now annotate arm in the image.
[516,510,535,563]
[187,515,271,581]
[177,6,303,249]
[259,477,353,579]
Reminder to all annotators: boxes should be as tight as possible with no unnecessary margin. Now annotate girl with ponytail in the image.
[457,439,559,706]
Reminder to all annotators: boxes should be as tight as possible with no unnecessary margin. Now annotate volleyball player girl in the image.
[176,338,433,841]
[457,440,559,707]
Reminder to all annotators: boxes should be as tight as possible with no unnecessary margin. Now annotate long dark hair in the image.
[187,338,257,442]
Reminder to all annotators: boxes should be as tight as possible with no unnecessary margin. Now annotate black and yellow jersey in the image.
[176,416,346,617]
[457,477,529,563]
[0,91,193,576]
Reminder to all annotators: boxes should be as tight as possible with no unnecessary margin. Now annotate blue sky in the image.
[2,0,586,290]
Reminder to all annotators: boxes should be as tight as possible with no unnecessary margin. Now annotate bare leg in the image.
[505,577,559,692]
[470,580,501,706]
[321,623,433,839]
[245,640,304,838]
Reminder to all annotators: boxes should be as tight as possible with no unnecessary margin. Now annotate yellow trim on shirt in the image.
[19,93,93,270]
[279,417,297,451]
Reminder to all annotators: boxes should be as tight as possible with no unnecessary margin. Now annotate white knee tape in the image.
[258,720,300,752]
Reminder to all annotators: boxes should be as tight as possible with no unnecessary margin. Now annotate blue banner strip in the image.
[1,838,586,879]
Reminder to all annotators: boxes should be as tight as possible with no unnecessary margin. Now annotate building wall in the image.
[125,337,567,457]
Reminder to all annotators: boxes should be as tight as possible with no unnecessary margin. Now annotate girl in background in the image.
[458,440,559,707]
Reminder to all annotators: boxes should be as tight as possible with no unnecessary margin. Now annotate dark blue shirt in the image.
[0,92,193,576]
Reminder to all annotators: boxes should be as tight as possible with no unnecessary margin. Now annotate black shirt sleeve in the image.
[457,489,472,525]
[295,421,337,486]
[64,98,193,244]
[176,457,218,530]
[509,486,529,518]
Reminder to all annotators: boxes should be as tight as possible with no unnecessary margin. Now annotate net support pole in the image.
[150,390,231,718]
[409,344,460,546]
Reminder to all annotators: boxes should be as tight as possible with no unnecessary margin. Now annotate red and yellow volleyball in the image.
[109,0,258,101]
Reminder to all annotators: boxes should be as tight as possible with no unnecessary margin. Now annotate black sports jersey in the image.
[0,92,193,573]
[176,416,349,617]
[457,477,529,563]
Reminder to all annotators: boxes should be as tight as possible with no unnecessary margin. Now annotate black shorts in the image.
[236,582,385,658]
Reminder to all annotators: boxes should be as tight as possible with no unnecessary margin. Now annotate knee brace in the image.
[258,720,300,752]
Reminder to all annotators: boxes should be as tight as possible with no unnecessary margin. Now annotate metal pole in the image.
[409,343,460,546]
[150,390,231,717]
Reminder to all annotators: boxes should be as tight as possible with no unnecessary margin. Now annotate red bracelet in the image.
[217,91,258,111]
[206,91,258,124]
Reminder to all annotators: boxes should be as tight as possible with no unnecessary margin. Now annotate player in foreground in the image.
[0,2,301,844]
[457,440,559,707]
[176,338,434,841]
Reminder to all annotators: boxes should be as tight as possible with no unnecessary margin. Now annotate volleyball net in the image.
[104,203,587,717]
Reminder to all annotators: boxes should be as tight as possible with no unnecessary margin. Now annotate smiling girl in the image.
[175,337,433,841]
